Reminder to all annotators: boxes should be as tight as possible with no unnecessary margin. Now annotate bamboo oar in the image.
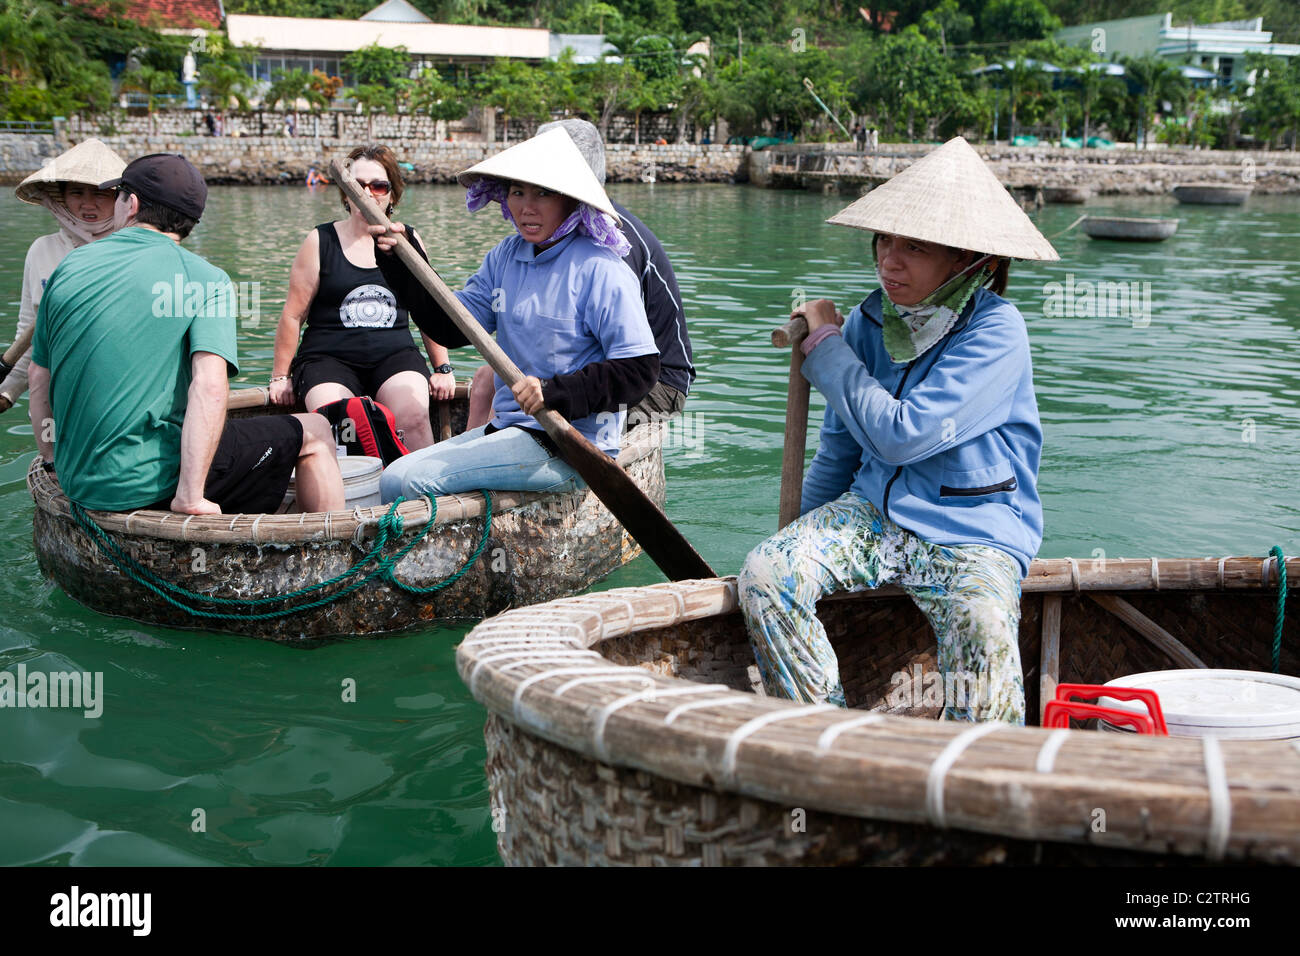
[331,158,715,582]
[772,315,810,529]
[0,322,36,412]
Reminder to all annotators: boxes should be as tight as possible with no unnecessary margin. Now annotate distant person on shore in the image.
[853,122,866,151]
[738,136,1058,724]
[465,118,695,432]
[371,128,658,501]
[29,153,343,515]
[1,139,126,413]
[270,144,453,450]
[203,112,216,136]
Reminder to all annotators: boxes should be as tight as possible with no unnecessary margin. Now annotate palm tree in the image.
[119,65,180,133]
[1121,54,1189,149]
[1002,56,1047,142]
[199,61,251,134]
[1074,63,1124,146]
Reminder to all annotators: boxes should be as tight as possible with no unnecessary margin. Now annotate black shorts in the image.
[204,415,303,514]
[291,348,430,409]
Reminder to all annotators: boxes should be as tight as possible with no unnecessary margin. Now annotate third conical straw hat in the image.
[457,127,618,220]
[826,136,1058,261]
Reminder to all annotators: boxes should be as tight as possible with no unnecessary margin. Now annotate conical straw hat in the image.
[15,138,127,205]
[457,127,619,220]
[826,136,1058,261]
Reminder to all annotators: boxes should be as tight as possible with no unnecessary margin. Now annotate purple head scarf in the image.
[465,177,630,257]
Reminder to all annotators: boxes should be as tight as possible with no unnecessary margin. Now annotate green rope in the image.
[69,492,493,621]
[1271,545,1287,674]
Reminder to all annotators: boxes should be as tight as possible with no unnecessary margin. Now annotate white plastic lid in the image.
[1100,669,1300,739]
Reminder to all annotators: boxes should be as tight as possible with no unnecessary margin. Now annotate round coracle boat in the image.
[1172,183,1252,205]
[457,556,1300,865]
[1081,216,1179,241]
[29,388,665,643]
[1042,185,1089,204]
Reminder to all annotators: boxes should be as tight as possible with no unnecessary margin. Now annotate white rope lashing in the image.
[511,666,637,719]
[469,649,598,695]
[591,683,730,762]
[664,695,753,726]
[815,713,885,753]
[1034,729,1070,774]
[721,704,838,785]
[925,722,1002,828]
[1202,736,1231,862]
[553,672,656,697]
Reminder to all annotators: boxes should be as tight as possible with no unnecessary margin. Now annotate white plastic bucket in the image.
[280,455,383,513]
[1098,669,1300,740]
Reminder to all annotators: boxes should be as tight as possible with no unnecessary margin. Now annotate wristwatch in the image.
[433,364,454,375]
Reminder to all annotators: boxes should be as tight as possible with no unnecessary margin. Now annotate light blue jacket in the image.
[800,287,1043,576]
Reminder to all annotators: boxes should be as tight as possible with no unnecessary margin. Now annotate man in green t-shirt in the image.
[29,153,343,515]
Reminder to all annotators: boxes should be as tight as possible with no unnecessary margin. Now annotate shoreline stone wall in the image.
[0,131,748,185]
[6,126,1299,193]
[750,142,1300,194]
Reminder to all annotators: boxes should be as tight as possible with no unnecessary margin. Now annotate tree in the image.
[474,58,548,143]
[577,58,637,139]
[310,69,343,107]
[1121,54,1190,149]
[848,29,960,141]
[0,0,114,120]
[343,41,410,88]
[265,68,326,112]
[919,0,973,55]
[199,61,252,117]
[347,83,394,139]
[1246,54,1300,150]
[979,0,1061,44]
[1072,63,1125,146]
[119,64,180,132]
[409,68,469,133]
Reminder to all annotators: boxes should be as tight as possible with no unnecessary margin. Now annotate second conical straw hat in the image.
[826,136,1058,261]
[457,127,619,220]
[15,138,127,205]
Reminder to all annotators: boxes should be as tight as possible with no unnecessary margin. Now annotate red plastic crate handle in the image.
[1054,683,1168,735]
[1043,699,1164,734]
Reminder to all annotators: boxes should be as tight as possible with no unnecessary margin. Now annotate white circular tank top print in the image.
[339,284,398,328]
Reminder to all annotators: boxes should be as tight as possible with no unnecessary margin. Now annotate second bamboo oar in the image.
[331,158,715,582]
[772,315,810,529]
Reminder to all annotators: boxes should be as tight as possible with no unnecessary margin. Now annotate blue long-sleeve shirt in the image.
[800,287,1044,576]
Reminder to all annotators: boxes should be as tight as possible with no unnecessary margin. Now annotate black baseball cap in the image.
[100,153,207,220]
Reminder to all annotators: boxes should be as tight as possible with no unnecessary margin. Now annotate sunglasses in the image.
[356,179,391,197]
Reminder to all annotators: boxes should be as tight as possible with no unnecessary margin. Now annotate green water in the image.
[1,184,1298,866]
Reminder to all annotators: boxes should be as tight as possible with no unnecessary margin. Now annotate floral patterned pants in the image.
[738,492,1026,723]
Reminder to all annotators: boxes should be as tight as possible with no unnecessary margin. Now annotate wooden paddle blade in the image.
[330,157,717,582]
[548,423,715,580]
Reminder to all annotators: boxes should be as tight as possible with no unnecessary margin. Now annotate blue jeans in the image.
[379,424,582,502]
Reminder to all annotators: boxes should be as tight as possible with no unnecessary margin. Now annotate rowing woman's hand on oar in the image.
[369,221,407,255]
[512,375,545,416]
[793,297,844,333]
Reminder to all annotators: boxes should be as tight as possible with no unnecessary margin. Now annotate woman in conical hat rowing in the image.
[373,127,658,500]
[2,139,126,412]
[738,136,1058,724]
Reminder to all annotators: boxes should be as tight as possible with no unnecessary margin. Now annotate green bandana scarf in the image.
[880,266,989,363]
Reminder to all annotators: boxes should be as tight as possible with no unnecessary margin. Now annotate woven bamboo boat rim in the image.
[457,560,1300,862]
[28,421,662,546]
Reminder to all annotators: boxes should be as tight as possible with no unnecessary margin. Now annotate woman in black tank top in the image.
[269,145,453,451]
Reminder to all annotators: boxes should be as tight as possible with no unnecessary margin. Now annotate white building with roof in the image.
[228,0,551,85]
[1057,13,1299,88]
